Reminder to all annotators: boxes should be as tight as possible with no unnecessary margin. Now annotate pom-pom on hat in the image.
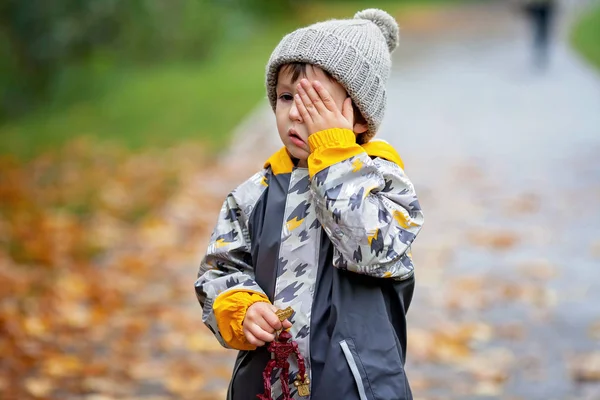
[266,8,400,143]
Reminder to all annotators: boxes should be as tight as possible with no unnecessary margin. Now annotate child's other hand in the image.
[294,79,353,136]
[243,302,293,347]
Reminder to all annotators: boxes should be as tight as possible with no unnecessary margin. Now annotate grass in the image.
[571,1,600,72]
[0,33,281,159]
[0,0,464,159]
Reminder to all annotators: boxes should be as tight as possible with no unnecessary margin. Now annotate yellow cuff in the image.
[213,290,270,350]
[307,128,364,177]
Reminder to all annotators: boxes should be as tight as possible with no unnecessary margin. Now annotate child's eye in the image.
[278,93,294,102]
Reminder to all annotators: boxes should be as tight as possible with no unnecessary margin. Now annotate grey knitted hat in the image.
[266,8,399,143]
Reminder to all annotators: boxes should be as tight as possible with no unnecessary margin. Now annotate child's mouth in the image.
[288,129,305,147]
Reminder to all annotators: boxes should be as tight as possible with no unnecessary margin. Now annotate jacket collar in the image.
[264,139,404,175]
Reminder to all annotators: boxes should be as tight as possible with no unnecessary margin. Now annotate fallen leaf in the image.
[83,377,117,393]
[164,370,205,396]
[23,316,49,338]
[569,352,600,382]
[474,380,503,396]
[467,229,519,250]
[83,395,116,400]
[517,259,558,281]
[504,193,540,215]
[465,348,514,382]
[445,277,488,311]
[431,329,471,362]
[24,377,54,397]
[187,332,224,352]
[43,354,84,378]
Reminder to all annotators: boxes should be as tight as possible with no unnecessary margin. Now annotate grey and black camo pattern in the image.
[194,170,269,349]
[196,151,423,399]
[311,152,424,279]
[270,169,321,399]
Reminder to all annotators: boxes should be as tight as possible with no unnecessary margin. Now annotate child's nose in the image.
[289,102,302,123]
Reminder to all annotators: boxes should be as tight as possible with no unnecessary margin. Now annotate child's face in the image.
[275,65,349,165]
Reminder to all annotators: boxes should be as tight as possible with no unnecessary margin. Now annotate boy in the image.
[195,9,424,400]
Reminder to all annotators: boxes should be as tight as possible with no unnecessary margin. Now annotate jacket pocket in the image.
[339,338,374,400]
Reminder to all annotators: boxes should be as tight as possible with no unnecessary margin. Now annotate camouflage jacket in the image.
[195,128,424,400]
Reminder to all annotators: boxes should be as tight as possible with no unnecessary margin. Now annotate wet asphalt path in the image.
[378,3,600,399]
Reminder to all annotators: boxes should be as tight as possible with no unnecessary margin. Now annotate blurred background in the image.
[1,0,599,399]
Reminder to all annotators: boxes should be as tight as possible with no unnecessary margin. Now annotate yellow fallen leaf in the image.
[432,331,471,362]
[445,277,489,311]
[23,316,48,338]
[129,360,165,381]
[407,375,439,391]
[59,302,91,328]
[467,229,519,250]
[461,322,493,343]
[139,216,178,248]
[164,372,204,396]
[25,377,54,397]
[187,332,223,352]
[83,377,116,393]
[474,380,503,396]
[83,395,116,400]
[407,328,436,362]
[57,272,88,298]
[43,354,83,378]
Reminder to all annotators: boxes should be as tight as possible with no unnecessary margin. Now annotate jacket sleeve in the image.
[194,171,271,350]
[307,128,424,280]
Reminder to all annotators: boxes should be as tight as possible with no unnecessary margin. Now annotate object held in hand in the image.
[257,306,310,399]
[275,306,294,322]
[295,373,311,396]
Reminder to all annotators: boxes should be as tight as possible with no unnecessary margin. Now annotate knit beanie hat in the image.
[266,9,399,143]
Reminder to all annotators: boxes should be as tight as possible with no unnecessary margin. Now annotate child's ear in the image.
[353,122,368,135]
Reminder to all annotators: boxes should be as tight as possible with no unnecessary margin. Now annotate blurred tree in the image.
[113,0,222,62]
[0,0,121,119]
[0,0,346,123]
[0,0,222,121]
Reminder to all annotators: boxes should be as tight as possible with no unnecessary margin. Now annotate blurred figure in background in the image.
[522,0,557,70]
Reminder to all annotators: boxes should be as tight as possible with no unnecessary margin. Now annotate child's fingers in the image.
[300,79,328,114]
[282,319,292,329]
[294,94,312,124]
[312,80,338,113]
[253,315,276,334]
[296,83,318,118]
[247,322,275,343]
[260,307,282,331]
[244,329,267,347]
